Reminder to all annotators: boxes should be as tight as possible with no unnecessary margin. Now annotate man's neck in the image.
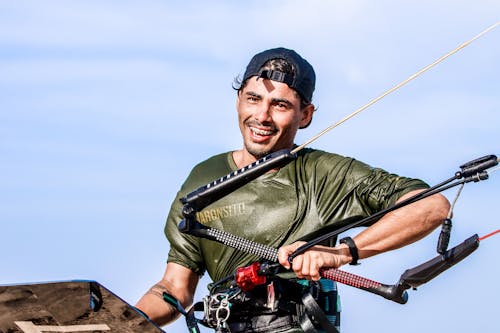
[231,149,257,169]
[231,149,287,173]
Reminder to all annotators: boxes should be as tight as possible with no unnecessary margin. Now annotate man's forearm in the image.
[135,263,199,327]
[135,283,181,325]
[351,190,450,260]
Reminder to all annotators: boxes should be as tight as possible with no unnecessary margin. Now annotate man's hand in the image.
[278,191,449,281]
[278,241,351,281]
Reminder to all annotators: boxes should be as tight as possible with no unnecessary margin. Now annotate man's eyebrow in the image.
[244,91,292,106]
[245,91,262,99]
[271,97,292,106]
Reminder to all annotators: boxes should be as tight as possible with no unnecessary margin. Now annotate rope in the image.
[447,183,464,219]
[291,21,499,154]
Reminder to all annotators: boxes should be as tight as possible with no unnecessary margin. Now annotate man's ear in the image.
[299,104,315,129]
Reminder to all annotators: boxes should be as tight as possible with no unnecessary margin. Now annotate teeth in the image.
[251,127,274,136]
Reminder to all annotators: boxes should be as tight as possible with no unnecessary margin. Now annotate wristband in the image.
[339,236,360,265]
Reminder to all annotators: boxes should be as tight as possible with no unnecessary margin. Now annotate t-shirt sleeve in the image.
[163,152,232,276]
[312,154,429,226]
[164,186,206,275]
[355,164,429,211]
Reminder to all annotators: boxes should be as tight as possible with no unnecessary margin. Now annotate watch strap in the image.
[339,236,360,265]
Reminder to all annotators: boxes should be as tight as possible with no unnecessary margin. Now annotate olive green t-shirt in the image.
[165,148,428,282]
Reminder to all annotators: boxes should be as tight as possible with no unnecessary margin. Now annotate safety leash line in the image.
[479,229,500,241]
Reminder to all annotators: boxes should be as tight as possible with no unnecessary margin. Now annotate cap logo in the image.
[257,69,294,87]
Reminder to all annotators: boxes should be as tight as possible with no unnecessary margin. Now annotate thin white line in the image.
[292,21,499,153]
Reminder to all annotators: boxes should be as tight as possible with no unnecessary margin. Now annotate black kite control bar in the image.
[179,215,480,304]
[178,154,496,302]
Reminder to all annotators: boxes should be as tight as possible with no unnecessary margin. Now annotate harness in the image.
[169,275,340,333]
[163,154,499,332]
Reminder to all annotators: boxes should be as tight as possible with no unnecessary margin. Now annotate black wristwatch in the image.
[339,236,360,265]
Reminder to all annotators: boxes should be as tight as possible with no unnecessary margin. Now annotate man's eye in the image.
[274,102,288,110]
[248,96,259,102]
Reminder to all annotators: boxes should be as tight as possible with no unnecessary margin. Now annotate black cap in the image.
[242,47,316,103]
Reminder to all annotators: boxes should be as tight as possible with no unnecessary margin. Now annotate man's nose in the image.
[254,103,272,123]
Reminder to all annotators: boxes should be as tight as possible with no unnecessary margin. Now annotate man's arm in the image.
[135,262,199,326]
[278,190,450,280]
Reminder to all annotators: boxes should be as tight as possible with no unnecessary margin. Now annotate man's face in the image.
[236,76,313,160]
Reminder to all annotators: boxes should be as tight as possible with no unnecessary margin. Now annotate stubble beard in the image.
[242,119,277,159]
[243,141,272,159]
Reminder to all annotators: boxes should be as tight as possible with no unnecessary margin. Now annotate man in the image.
[136,47,449,332]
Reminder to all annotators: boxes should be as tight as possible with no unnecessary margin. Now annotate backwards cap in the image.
[242,47,316,103]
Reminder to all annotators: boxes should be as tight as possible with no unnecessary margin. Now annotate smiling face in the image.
[234,76,314,167]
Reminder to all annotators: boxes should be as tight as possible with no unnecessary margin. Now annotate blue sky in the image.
[1,1,499,332]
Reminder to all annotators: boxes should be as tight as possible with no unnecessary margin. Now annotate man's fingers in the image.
[278,246,292,269]
[278,242,306,269]
[299,254,311,278]
[291,254,304,277]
